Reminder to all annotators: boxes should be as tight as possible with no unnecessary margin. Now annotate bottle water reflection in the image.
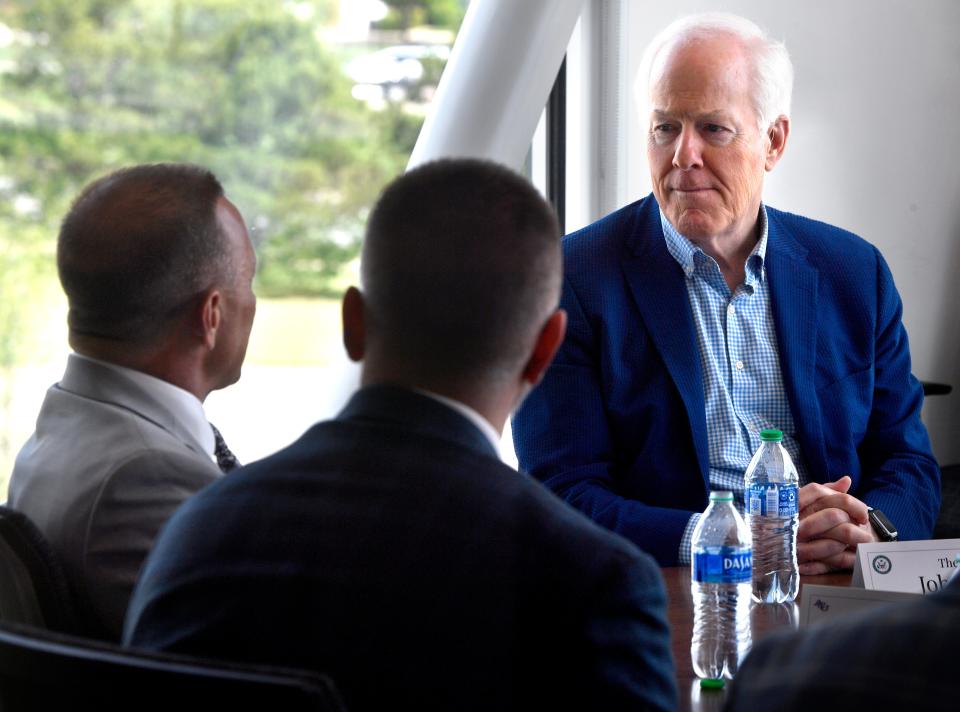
[688,600,799,693]
[750,600,799,632]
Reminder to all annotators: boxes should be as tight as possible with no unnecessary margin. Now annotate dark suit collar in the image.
[339,384,500,460]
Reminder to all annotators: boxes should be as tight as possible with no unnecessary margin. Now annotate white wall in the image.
[604,0,960,465]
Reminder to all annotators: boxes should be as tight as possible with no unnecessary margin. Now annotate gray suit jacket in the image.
[8,355,221,639]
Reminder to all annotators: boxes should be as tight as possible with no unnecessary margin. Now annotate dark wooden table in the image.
[662,566,852,712]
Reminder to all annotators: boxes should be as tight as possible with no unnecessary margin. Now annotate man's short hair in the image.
[639,12,794,130]
[58,163,229,344]
[362,158,561,386]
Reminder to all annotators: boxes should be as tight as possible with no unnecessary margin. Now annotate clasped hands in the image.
[797,476,877,575]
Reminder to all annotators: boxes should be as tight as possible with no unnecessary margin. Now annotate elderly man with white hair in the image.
[514,12,939,570]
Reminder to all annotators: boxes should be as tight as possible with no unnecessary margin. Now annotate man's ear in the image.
[199,289,222,350]
[521,309,567,386]
[765,115,790,171]
[342,286,366,362]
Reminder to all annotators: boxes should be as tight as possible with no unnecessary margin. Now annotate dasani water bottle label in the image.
[747,483,798,517]
[693,546,752,583]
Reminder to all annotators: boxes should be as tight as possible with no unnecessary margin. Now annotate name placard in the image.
[800,584,917,627]
[851,539,960,595]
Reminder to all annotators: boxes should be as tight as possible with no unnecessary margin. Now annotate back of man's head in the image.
[360,158,561,391]
[58,163,228,347]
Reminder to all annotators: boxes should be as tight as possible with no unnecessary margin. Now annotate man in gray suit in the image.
[8,163,256,639]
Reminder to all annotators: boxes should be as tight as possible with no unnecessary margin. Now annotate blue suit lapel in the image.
[765,212,827,481]
[622,200,710,486]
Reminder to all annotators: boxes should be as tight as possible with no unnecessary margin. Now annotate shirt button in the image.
[735,360,744,371]
[727,304,735,315]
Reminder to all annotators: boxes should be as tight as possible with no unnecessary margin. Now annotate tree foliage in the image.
[0,0,455,484]
[376,0,467,31]
[0,0,432,300]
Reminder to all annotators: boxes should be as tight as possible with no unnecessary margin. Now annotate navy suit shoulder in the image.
[767,204,869,242]
[726,581,960,711]
[765,205,886,271]
[127,386,677,712]
[561,197,672,288]
[563,197,651,262]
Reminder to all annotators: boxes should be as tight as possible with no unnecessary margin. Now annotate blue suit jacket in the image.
[514,195,940,566]
[125,385,677,712]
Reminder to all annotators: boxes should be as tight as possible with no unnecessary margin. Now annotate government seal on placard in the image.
[872,555,893,575]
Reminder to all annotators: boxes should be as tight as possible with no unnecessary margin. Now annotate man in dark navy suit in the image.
[124,159,677,711]
[725,574,960,711]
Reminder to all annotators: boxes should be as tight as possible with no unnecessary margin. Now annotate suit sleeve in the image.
[582,548,677,712]
[514,278,698,566]
[82,450,220,638]
[854,249,940,538]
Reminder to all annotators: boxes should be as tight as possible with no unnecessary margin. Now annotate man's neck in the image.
[70,336,210,403]
[69,353,217,458]
[359,369,516,439]
[690,215,761,292]
[412,388,503,453]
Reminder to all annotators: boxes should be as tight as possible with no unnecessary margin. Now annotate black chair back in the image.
[0,621,346,711]
[0,506,78,633]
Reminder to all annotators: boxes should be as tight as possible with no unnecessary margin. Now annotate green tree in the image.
[0,0,452,474]
[376,0,467,31]
[0,0,419,299]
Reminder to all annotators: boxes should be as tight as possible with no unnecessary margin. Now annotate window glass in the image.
[0,0,467,491]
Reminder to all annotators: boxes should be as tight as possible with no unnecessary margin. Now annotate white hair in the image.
[638,12,794,130]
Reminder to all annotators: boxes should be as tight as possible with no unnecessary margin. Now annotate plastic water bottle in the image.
[690,491,753,684]
[745,428,800,603]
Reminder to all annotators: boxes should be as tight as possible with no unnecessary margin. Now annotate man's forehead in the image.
[651,31,749,73]
[651,108,733,120]
[650,35,751,90]
[648,55,754,123]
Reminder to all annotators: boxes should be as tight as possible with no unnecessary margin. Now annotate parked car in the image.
[345,44,450,102]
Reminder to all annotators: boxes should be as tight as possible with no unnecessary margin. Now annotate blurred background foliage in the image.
[0,0,464,301]
[0,0,465,474]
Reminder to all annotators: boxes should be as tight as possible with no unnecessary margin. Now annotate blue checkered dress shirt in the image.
[660,208,810,564]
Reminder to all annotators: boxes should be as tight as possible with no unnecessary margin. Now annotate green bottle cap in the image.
[759,428,783,442]
[709,491,734,502]
[700,678,725,689]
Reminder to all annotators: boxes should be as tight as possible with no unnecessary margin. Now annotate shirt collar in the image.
[70,353,216,460]
[414,388,503,457]
[660,204,769,286]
